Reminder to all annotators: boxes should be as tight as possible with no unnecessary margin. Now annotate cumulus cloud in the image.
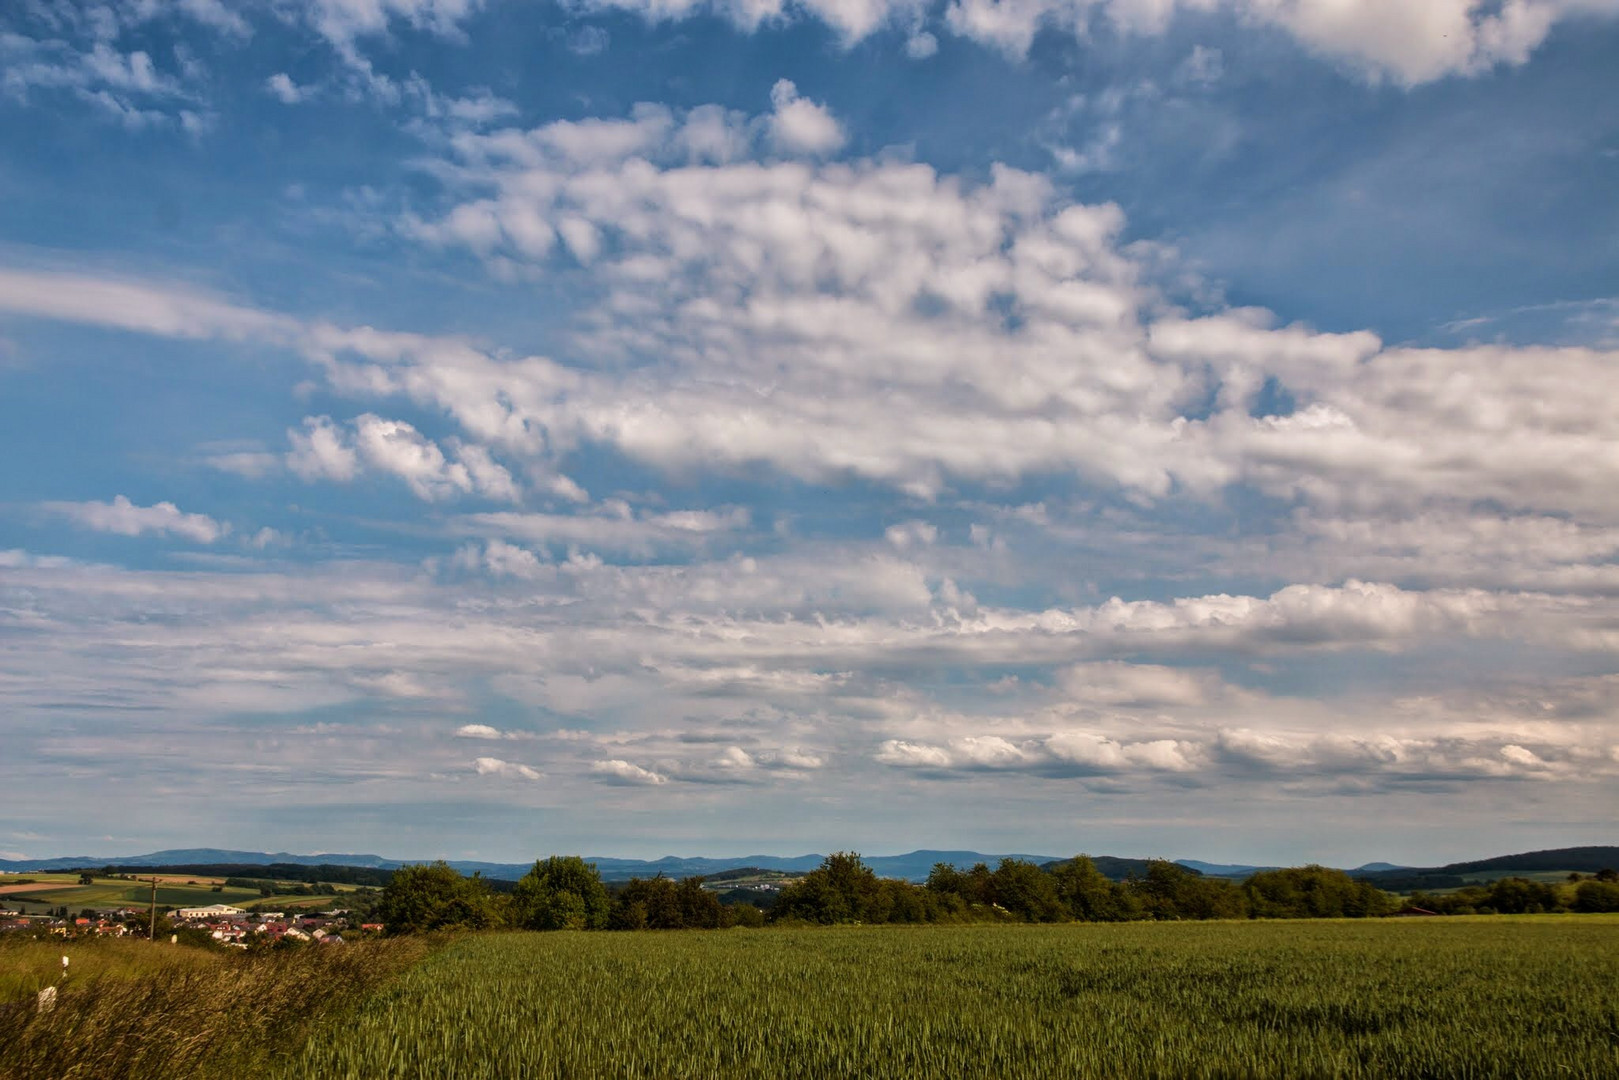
[44,495,227,544]
[14,103,1619,528]
[768,79,845,155]
[284,414,520,502]
[286,416,363,482]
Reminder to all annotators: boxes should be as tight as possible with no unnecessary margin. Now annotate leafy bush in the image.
[374,862,504,934]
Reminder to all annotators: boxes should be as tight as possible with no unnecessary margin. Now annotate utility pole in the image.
[148,876,157,941]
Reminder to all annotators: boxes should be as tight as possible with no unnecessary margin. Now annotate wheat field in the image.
[285,916,1619,1080]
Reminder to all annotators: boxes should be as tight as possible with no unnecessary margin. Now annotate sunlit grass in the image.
[287,916,1619,1080]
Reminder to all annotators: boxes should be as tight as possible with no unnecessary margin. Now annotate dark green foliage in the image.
[1131,860,1249,920]
[987,858,1068,922]
[1572,880,1619,913]
[374,862,503,935]
[1412,877,1568,916]
[772,853,962,925]
[926,858,1066,921]
[1482,876,1561,915]
[1243,865,1395,919]
[772,852,884,924]
[609,875,725,930]
[1050,856,1144,921]
[511,856,610,931]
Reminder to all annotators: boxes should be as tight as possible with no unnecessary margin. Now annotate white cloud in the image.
[286,416,362,482]
[763,746,825,769]
[0,29,209,129]
[206,451,282,479]
[45,495,227,544]
[472,756,542,780]
[878,731,1200,774]
[885,521,938,550]
[768,79,845,155]
[266,73,311,104]
[16,116,1619,527]
[459,504,750,557]
[465,0,1619,85]
[456,724,503,739]
[1057,662,1213,708]
[284,414,520,502]
[905,31,939,57]
[0,267,294,341]
[590,758,667,784]
[294,0,487,66]
[352,414,470,500]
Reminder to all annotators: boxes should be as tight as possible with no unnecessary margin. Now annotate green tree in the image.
[1243,866,1394,919]
[1051,856,1143,922]
[373,862,503,935]
[609,875,725,930]
[1485,877,1561,915]
[1131,860,1247,920]
[988,858,1067,922]
[925,861,997,909]
[1572,880,1619,913]
[772,852,883,924]
[512,856,611,930]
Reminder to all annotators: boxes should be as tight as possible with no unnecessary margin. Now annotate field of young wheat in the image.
[285,916,1619,1080]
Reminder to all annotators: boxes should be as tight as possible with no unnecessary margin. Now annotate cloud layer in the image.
[2,1,1615,865]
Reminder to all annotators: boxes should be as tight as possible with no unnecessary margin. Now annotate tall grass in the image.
[0,937,431,1080]
[287,916,1619,1079]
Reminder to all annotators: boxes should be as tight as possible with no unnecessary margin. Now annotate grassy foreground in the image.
[0,936,431,1080]
[285,917,1619,1080]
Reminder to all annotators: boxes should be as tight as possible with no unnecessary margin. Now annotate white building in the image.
[172,904,246,919]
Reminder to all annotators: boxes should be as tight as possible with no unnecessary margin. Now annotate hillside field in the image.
[0,873,365,915]
[285,916,1619,1080]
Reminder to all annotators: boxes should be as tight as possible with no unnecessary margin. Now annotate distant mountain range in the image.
[2,845,1611,883]
[0,848,1062,883]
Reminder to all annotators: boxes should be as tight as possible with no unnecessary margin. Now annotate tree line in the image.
[372,853,1619,935]
[1409,870,1619,916]
[371,852,1431,934]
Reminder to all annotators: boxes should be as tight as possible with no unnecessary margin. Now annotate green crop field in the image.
[285,917,1619,1080]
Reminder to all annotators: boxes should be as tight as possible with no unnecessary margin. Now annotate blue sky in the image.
[2,0,1617,866]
